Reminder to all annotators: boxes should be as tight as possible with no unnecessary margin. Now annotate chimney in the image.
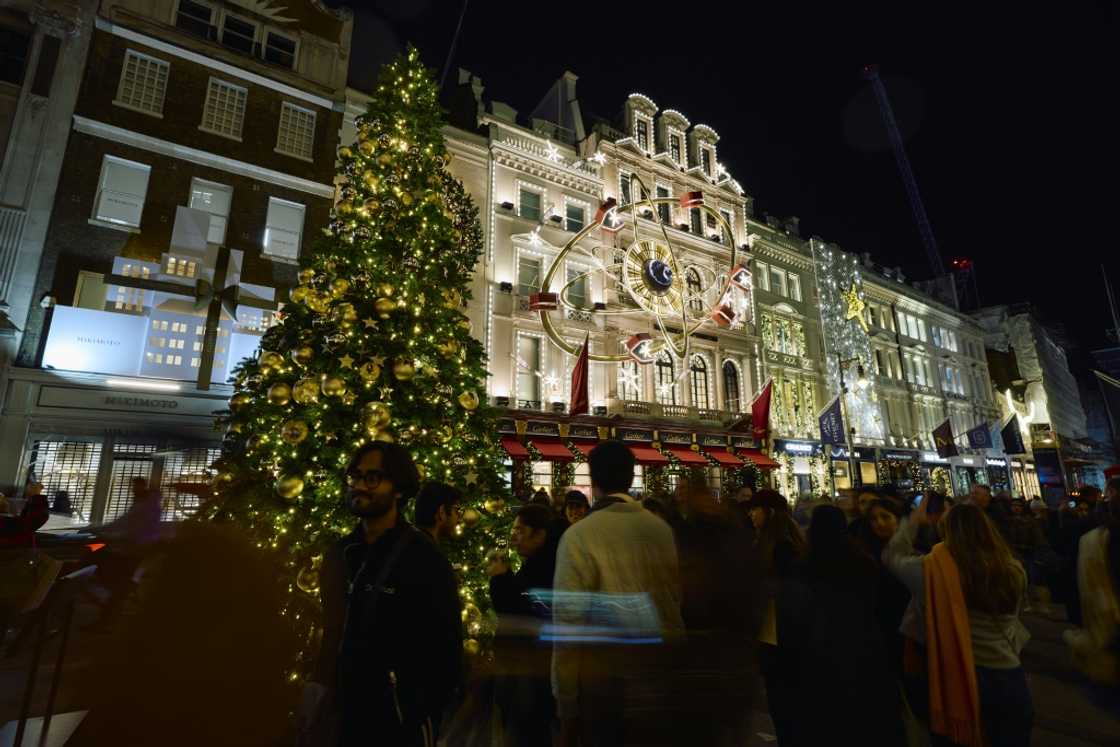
[860,252,874,268]
[894,267,906,283]
[784,216,801,236]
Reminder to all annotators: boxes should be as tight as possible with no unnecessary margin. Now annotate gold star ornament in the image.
[843,284,869,332]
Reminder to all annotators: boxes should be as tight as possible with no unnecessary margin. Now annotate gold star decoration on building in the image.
[842,284,869,332]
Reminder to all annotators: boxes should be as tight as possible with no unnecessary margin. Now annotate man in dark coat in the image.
[488,502,558,616]
[302,443,462,747]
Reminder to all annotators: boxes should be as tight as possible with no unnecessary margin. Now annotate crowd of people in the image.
[292,440,1118,747]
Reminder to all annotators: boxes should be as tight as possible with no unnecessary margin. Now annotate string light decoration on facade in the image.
[811,239,885,442]
[531,174,753,370]
[205,49,510,670]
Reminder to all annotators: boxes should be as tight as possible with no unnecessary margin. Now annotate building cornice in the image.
[491,145,603,196]
[73,116,337,198]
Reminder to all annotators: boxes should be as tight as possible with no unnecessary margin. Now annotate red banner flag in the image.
[750,379,773,442]
[569,335,590,416]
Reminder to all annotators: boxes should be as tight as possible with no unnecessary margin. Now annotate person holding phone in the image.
[883,490,1033,747]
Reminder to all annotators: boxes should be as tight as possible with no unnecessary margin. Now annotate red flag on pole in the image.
[569,335,590,416]
[751,379,773,443]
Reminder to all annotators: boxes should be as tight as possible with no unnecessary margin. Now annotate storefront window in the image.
[859,461,878,485]
[833,460,852,490]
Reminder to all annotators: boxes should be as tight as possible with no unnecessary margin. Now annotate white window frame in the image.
[114,49,170,118]
[565,261,590,309]
[275,101,316,161]
[634,113,652,152]
[700,146,715,176]
[618,170,633,204]
[689,354,711,410]
[563,197,588,233]
[788,272,802,302]
[769,265,788,297]
[516,331,545,407]
[515,249,543,298]
[755,260,770,291]
[218,9,258,56]
[517,181,545,221]
[92,154,151,230]
[262,196,305,262]
[667,128,685,165]
[188,177,232,244]
[199,76,248,141]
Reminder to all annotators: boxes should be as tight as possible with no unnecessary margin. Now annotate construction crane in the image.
[862,65,945,281]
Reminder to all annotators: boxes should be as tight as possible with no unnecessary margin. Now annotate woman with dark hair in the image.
[857,498,911,680]
[885,497,1032,747]
[781,505,904,746]
[748,489,805,746]
[1064,482,1120,685]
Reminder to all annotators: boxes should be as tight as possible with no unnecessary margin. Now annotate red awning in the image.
[665,446,708,465]
[529,438,575,462]
[628,444,670,466]
[704,448,744,467]
[500,436,529,459]
[736,448,779,469]
[572,442,596,458]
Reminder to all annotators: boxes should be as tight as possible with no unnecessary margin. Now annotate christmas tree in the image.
[207,49,509,666]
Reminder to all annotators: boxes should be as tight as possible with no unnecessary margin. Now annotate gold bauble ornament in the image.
[363,401,391,428]
[459,318,472,333]
[377,283,394,298]
[338,146,353,159]
[458,390,480,410]
[321,376,347,398]
[463,603,482,624]
[267,383,292,406]
[461,508,480,527]
[229,392,251,411]
[291,346,315,366]
[292,377,320,404]
[358,360,382,382]
[275,474,305,500]
[289,285,309,304]
[330,278,351,297]
[361,171,379,190]
[436,425,454,444]
[296,565,320,594]
[416,464,427,480]
[374,297,394,319]
[443,290,462,308]
[306,293,330,314]
[358,140,375,156]
[436,340,459,357]
[298,268,316,284]
[463,639,480,656]
[400,192,413,206]
[392,360,416,381]
[336,200,354,217]
[468,621,482,636]
[363,197,380,212]
[342,392,357,406]
[280,419,309,444]
[377,153,392,166]
[335,302,359,327]
[259,351,285,371]
[484,498,506,513]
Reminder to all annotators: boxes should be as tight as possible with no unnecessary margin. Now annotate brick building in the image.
[0,0,352,523]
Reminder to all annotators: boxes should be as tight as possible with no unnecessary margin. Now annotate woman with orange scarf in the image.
[883,495,1033,747]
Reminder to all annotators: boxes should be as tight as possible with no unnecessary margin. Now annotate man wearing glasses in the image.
[302,442,462,747]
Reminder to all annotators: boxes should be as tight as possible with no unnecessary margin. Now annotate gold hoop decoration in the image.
[537,172,739,363]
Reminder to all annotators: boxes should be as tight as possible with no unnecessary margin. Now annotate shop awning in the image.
[571,442,596,458]
[628,444,670,466]
[500,436,529,459]
[529,438,574,462]
[736,448,779,469]
[665,446,708,465]
[703,448,743,467]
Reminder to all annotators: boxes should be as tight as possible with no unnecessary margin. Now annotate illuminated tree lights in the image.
[204,49,511,673]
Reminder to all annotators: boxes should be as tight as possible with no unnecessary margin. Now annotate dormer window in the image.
[669,133,682,164]
[635,117,650,151]
[701,148,712,176]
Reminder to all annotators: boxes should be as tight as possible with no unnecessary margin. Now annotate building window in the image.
[755,261,770,291]
[669,133,682,164]
[94,155,151,228]
[175,0,214,39]
[655,352,676,406]
[690,356,710,410]
[618,360,641,400]
[518,186,542,221]
[200,78,247,140]
[635,117,649,150]
[220,13,256,55]
[620,172,632,204]
[718,209,733,243]
[264,31,296,68]
[565,202,585,233]
[166,257,198,278]
[566,265,589,309]
[686,268,703,314]
[263,197,304,260]
[115,50,169,116]
[701,148,712,175]
[276,102,316,160]
[517,333,542,406]
[770,266,787,297]
[723,360,741,413]
[689,208,702,235]
[517,255,541,298]
[188,178,232,244]
[656,185,670,224]
[788,273,802,302]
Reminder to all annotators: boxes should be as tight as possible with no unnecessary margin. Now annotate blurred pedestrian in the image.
[552,440,684,747]
[531,487,551,506]
[564,490,590,526]
[856,497,911,680]
[51,489,72,516]
[489,503,559,617]
[748,489,805,746]
[414,482,462,546]
[642,497,669,521]
[781,505,904,746]
[302,443,462,747]
[0,479,48,548]
[884,498,1032,747]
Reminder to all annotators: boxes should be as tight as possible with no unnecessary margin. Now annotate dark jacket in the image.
[314,520,462,743]
[488,541,557,618]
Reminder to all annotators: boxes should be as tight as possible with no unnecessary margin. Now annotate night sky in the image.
[341,1,1115,367]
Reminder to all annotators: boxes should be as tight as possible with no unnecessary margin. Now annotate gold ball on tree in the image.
[321,376,347,398]
[374,298,394,319]
[363,197,380,212]
[436,340,459,357]
[267,382,291,405]
[280,419,309,444]
[288,285,309,304]
[363,401,391,428]
[463,639,480,656]
[436,424,454,444]
[336,200,354,217]
[298,268,315,284]
[292,377,320,404]
[461,507,480,526]
[376,283,394,298]
[335,302,359,327]
[377,153,392,166]
[295,564,320,594]
[400,192,413,206]
[259,351,285,372]
[392,360,416,381]
[330,278,351,297]
[458,390,480,410]
[337,146,353,159]
[230,393,252,411]
[361,171,379,190]
[358,360,382,382]
[443,289,462,309]
[275,474,305,500]
[291,346,315,366]
[358,140,375,156]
